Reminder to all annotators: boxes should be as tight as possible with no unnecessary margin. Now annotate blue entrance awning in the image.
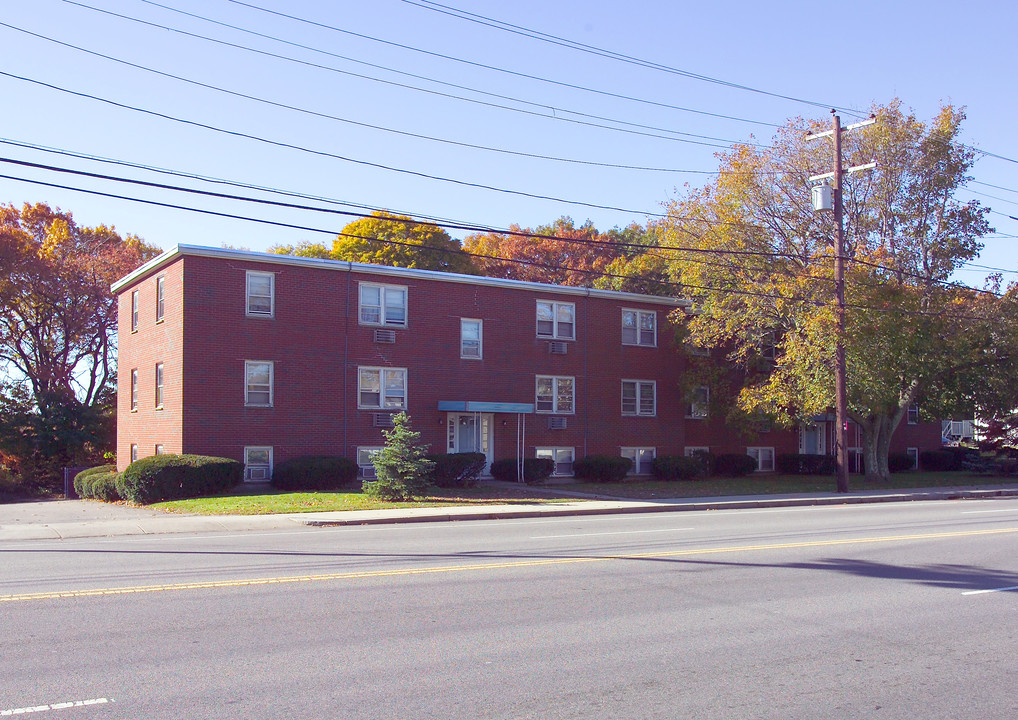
[438,401,534,413]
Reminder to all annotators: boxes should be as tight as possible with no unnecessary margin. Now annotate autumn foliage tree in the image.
[661,102,1016,484]
[0,203,159,490]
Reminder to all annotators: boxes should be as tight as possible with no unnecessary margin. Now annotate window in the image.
[246,271,274,317]
[621,447,655,475]
[760,331,777,360]
[907,403,919,425]
[747,447,775,472]
[154,363,164,409]
[357,447,383,478]
[130,444,138,463]
[130,369,138,411]
[686,386,709,419]
[684,446,710,457]
[536,447,574,476]
[907,447,919,470]
[131,290,139,332]
[536,376,574,414]
[359,367,407,409]
[536,301,574,340]
[622,309,656,346]
[461,318,482,359]
[621,380,656,416]
[154,444,165,456]
[244,446,273,482]
[245,361,273,407]
[360,283,407,327]
[155,275,165,322]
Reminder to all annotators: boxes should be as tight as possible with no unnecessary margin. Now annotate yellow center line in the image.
[4,526,1017,603]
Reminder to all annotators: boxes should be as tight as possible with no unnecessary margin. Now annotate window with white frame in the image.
[244,446,273,482]
[686,386,709,419]
[461,318,482,359]
[536,376,574,414]
[621,380,656,416]
[246,271,274,317]
[154,444,164,456]
[245,361,273,407]
[154,363,164,409]
[536,300,575,340]
[130,444,138,463]
[155,275,165,322]
[131,290,139,332]
[906,447,919,470]
[358,367,407,409]
[357,447,383,478]
[684,446,710,457]
[536,447,574,476]
[622,309,656,346]
[359,283,407,327]
[621,447,656,475]
[907,403,919,425]
[130,369,138,411]
[747,447,775,472]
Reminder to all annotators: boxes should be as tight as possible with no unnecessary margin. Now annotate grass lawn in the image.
[151,483,569,515]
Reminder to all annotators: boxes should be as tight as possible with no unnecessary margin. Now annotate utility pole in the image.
[808,111,875,493]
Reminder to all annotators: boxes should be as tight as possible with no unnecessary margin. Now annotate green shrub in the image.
[427,453,486,488]
[887,453,915,473]
[82,471,122,501]
[489,458,555,484]
[714,453,758,477]
[688,450,716,477]
[0,466,23,503]
[73,465,117,498]
[651,455,706,481]
[920,447,977,471]
[271,456,358,491]
[776,454,836,475]
[362,412,434,501]
[573,455,632,483]
[116,454,242,504]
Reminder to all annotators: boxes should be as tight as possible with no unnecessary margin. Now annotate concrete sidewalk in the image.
[2,484,1018,541]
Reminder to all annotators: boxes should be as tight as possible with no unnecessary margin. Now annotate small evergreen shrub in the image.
[714,453,758,477]
[651,455,706,481]
[81,471,122,501]
[887,453,915,473]
[427,453,486,488]
[116,454,242,504]
[73,465,117,498]
[489,458,555,484]
[573,455,632,483]
[919,449,956,471]
[688,450,716,477]
[271,456,358,491]
[776,454,836,475]
[363,412,435,501]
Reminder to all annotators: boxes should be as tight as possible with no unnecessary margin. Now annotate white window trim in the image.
[154,444,164,456]
[535,375,575,415]
[129,444,138,463]
[154,362,164,410]
[244,446,273,482]
[245,360,274,407]
[155,275,165,323]
[747,446,775,473]
[686,386,709,419]
[907,404,919,425]
[130,290,139,332]
[357,446,383,478]
[536,300,575,340]
[536,447,574,476]
[358,367,408,410]
[246,270,275,318]
[621,309,657,347]
[460,318,482,359]
[621,447,656,475]
[906,447,919,470]
[359,282,408,328]
[130,369,138,412]
[621,379,656,417]
[684,446,710,456]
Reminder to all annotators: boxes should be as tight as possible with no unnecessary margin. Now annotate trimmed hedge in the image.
[116,454,242,504]
[776,454,836,475]
[919,447,978,472]
[573,455,632,483]
[78,471,122,502]
[73,464,117,499]
[271,456,358,491]
[714,453,758,477]
[887,453,915,473]
[427,452,486,488]
[688,450,716,477]
[489,458,555,485]
[652,455,706,481]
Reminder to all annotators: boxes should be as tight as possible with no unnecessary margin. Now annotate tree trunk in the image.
[876,416,893,481]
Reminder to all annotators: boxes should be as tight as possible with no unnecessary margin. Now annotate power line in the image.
[403,0,867,117]
[0,70,665,218]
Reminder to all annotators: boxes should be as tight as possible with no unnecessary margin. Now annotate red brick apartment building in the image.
[113,245,940,481]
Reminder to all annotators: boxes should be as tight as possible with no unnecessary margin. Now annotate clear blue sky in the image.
[1,0,1015,288]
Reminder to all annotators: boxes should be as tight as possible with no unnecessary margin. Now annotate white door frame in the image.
[447,412,494,473]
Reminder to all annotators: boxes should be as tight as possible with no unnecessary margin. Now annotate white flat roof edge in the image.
[111,244,691,307]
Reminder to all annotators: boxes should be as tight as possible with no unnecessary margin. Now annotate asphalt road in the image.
[3,498,1018,719]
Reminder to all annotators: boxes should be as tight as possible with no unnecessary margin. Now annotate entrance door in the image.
[799,422,827,455]
[447,413,494,474]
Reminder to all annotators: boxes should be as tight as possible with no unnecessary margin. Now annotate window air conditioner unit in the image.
[246,467,270,482]
[548,417,568,430]
[374,329,396,344]
[372,413,395,428]
[548,341,568,355]
[361,466,376,479]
